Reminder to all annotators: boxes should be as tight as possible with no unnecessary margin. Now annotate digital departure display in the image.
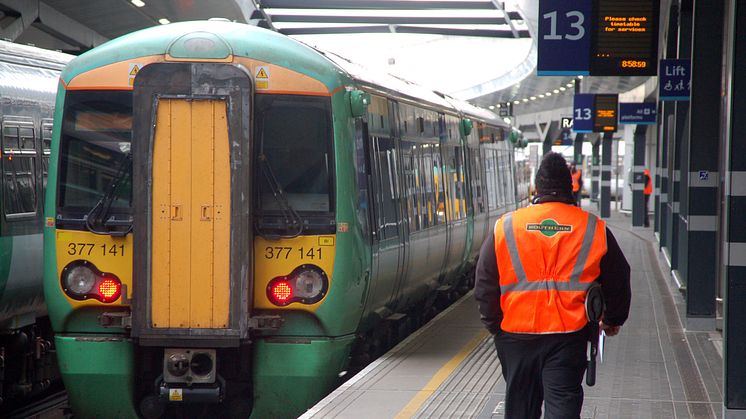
[590,0,659,75]
[593,94,619,132]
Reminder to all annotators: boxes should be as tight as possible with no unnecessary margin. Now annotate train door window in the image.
[454,146,466,219]
[41,119,53,195]
[485,149,498,211]
[353,119,371,242]
[371,137,399,239]
[421,145,435,228]
[2,118,37,217]
[442,146,459,221]
[432,145,446,224]
[496,150,507,207]
[400,140,420,231]
[470,148,485,214]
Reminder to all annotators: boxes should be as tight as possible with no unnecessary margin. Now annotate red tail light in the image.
[97,278,122,302]
[269,281,293,305]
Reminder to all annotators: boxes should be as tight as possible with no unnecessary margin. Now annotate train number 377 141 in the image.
[264,246,323,260]
[67,243,126,257]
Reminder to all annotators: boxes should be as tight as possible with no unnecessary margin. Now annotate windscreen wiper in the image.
[256,152,304,239]
[84,152,133,237]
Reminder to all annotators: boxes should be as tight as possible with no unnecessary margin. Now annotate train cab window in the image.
[57,90,133,227]
[255,95,334,216]
[2,118,37,217]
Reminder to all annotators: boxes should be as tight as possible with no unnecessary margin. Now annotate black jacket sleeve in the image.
[597,228,631,326]
[474,229,502,334]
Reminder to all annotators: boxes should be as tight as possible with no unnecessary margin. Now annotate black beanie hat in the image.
[535,152,572,197]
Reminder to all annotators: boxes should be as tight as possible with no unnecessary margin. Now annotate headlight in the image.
[65,264,96,295]
[267,264,328,306]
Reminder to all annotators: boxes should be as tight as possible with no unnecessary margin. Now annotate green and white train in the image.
[44,21,528,418]
[0,40,71,410]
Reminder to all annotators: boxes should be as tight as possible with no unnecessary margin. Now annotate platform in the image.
[301,205,724,419]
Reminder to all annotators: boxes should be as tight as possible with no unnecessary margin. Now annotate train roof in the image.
[0,40,72,71]
[60,20,507,130]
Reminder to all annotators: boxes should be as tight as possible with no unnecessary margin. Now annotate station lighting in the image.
[503,117,511,124]
[560,87,566,91]
[538,94,545,98]
[554,89,560,93]
[578,75,584,79]
[546,92,552,96]
[567,83,573,87]
[131,0,145,7]
[158,18,170,25]
[496,104,501,108]
[513,100,520,104]
[522,98,528,102]
[530,96,536,100]
[488,105,495,109]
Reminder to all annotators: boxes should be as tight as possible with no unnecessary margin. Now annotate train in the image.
[44,20,528,418]
[0,40,71,410]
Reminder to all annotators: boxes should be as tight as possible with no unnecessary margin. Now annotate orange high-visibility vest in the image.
[643,169,652,195]
[571,169,582,193]
[493,202,607,334]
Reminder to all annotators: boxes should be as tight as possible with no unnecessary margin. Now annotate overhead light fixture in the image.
[131,0,145,7]
[513,100,520,104]
[566,83,573,87]
[546,92,553,96]
[553,89,560,93]
[503,117,512,124]
[530,96,536,100]
[560,87,566,91]
[496,104,501,108]
[522,98,529,102]
[538,94,545,98]
[489,105,495,109]
[578,75,584,79]
[159,18,171,25]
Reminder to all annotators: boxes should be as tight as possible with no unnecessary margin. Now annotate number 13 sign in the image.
[538,0,592,76]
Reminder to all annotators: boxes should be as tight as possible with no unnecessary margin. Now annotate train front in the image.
[44,21,366,418]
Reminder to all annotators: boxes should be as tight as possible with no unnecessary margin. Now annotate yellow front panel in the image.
[151,98,231,329]
[55,230,133,307]
[151,99,172,327]
[212,104,231,327]
[253,235,336,311]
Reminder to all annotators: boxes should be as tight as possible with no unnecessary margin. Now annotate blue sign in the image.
[573,94,595,132]
[537,0,592,76]
[619,103,657,124]
[659,59,691,100]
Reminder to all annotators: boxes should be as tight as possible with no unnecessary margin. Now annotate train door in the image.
[365,98,406,315]
[131,63,252,345]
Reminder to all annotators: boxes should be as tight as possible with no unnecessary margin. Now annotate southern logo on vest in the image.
[526,219,573,237]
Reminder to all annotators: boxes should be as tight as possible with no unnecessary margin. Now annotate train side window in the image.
[432,145,445,225]
[470,148,485,214]
[1,118,37,217]
[485,149,498,211]
[420,145,435,228]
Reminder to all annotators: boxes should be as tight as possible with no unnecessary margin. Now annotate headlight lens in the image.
[65,265,96,295]
[294,269,324,299]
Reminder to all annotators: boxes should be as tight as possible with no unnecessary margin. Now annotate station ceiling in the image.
[0,0,649,116]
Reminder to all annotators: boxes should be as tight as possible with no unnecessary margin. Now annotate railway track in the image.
[6,390,69,419]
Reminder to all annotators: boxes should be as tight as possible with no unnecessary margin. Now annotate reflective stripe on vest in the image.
[501,212,598,294]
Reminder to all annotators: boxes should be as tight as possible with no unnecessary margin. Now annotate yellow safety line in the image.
[394,329,490,419]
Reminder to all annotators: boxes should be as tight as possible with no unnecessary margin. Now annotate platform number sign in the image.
[573,94,594,132]
[538,0,592,75]
[538,0,660,76]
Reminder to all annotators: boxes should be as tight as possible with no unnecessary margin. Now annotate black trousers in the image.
[493,329,588,419]
[644,194,651,227]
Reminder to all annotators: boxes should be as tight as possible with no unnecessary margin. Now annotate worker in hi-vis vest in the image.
[571,163,582,206]
[475,152,631,419]
[643,168,652,227]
